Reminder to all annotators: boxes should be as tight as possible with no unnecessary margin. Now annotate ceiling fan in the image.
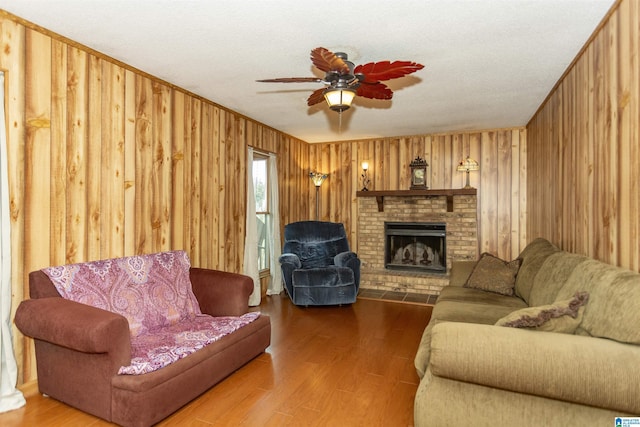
[257,47,424,113]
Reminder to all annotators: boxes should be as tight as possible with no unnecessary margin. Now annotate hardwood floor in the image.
[2,294,432,426]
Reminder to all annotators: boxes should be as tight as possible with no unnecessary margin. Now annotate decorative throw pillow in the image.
[463,252,521,296]
[495,291,590,333]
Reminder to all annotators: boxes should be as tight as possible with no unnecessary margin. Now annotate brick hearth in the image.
[356,190,478,295]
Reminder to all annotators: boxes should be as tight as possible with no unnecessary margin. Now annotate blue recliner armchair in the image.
[279,221,361,306]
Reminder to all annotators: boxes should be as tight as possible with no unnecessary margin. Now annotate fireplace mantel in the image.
[356,188,477,212]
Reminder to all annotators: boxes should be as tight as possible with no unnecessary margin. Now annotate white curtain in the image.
[0,71,26,412]
[266,153,283,295]
[243,147,261,306]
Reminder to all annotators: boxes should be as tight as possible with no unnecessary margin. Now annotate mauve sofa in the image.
[15,252,271,427]
[414,238,640,426]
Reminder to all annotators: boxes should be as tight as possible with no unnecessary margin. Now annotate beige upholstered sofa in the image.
[414,238,640,426]
[15,251,271,427]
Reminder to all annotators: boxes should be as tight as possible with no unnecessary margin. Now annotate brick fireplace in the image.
[356,189,478,295]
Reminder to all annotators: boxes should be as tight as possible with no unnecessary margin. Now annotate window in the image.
[253,153,270,272]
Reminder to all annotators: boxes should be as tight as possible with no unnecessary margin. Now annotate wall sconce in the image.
[361,161,371,191]
[456,156,480,189]
[309,171,328,220]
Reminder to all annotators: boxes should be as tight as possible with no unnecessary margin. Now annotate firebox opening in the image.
[384,222,446,274]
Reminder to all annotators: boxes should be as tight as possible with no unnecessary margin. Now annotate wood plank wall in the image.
[309,128,528,261]
[0,13,311,385]
[527,0,639,272]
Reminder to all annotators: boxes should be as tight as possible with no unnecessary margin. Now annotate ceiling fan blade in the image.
[356,82,393,100]
[256,77,324,83]
[354,61,424,83]
[307,88,326,106]
[310,47,350,74]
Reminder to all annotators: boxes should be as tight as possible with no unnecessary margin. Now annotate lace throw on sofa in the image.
[120,312,260,375]
[42,250,202,337]
[42,250,262,375]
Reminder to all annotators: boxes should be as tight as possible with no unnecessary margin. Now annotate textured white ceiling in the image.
[3,0,615,143]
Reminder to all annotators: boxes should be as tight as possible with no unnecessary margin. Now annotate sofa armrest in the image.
[279,253,301,269]
[15,297,131,362]
[429,322,640,414]
[189,268,252,316]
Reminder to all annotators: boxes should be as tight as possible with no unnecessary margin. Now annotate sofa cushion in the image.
[495,291,589,333]
[437,286,528,309]
[558,259,640,345]
[527,252,589,307]
[514,238,560,303]
[119,312,261,375]
[43,250,201,337]
[464,253,521,296]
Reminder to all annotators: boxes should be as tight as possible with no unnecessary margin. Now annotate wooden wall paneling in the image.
[349,141,358,248]
[450,134,464,190]
[24,30,53,381]
[339,141,352,235]
[624,0,640,272]
[320,143,330,221]
[560,69,572,251]
[373,139,384,190]
[102,61,126,258]
[171,90,185,251]
[134,75,153,254]
[479,132,498,254]
[294,137,304,223]
[616,0,631,270]
[605,17,619,265]
[7,21,28,383]
[86,55,102,260]
[574,52,589,257]
[24,29,50,277]
[275,137,287,228]
[123,70,137,256]
[234,117,246,273]
[526,0,639,272]
[397,137,410,190]
[430,135,444,189]
[386,138,399,190]
[496,130,513,258]
[51,39,67,265]
[151,82,172,252]
[302,139,311,221]
[188,98,202,264]
[327,143,337,222]
[443,134,454,190]
[216,107,226,269]
[199,103,215,268]
[510,129,522,260]
[591,23,606,262]
[307,142,318,219]
[66,46,88,263]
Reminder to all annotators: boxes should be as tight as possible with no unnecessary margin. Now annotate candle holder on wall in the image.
[361,161,371,191]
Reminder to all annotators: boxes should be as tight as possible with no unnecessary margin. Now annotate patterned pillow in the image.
[43,251,201,337]
[464,252,521,296]
[495,291,590,333]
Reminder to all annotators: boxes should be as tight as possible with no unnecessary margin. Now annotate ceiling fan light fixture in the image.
[324,87,356,112]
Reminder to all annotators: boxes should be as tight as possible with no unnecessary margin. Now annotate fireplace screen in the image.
[385,222,446,273]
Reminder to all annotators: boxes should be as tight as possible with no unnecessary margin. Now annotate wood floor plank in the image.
[4,294,432,426]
